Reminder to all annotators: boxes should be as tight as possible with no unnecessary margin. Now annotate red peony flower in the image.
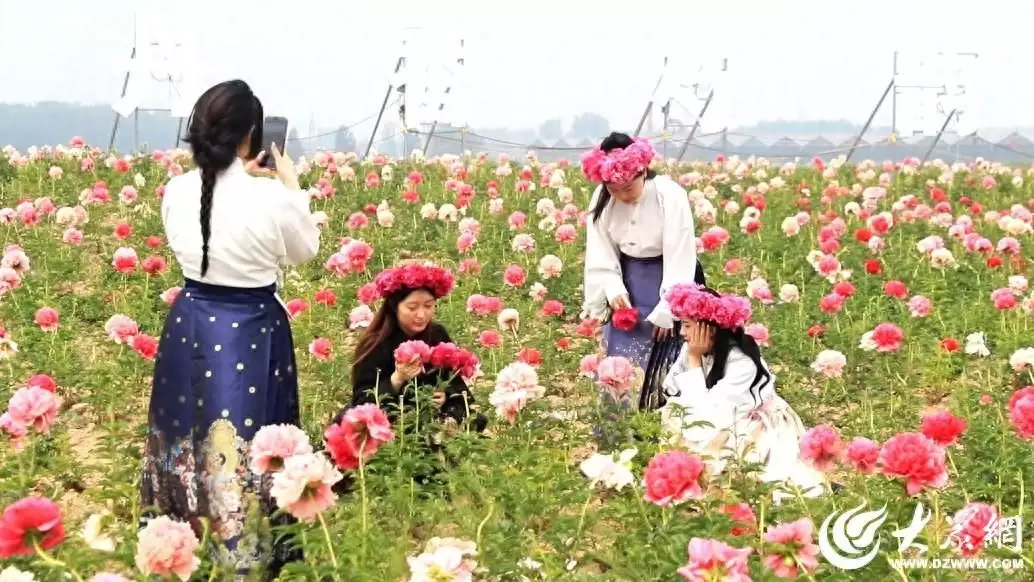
[0,496,65,558]
[721,503,757,536]
[920,411,967,447]
[324,404,395,470]
[878,432,949,496]
[611,307,639,331]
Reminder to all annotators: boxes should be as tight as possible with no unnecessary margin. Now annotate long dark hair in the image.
[351,288,436,389]
[697,287,771,400]
[589,131,658,224]
[182,80,264,278]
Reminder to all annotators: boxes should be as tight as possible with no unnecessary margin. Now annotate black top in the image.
[348,322,477,425]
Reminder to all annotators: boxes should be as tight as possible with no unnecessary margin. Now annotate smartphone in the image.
[260,116,289,169]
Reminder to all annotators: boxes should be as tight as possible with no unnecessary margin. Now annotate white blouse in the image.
[161,158,322,288]
[664,345,774,413]
[582,175,698,328]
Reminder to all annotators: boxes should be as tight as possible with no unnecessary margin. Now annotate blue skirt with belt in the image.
[139,278,302,579]
[601,254,706,411]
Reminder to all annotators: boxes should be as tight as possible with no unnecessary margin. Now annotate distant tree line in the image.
[3,102,1033,164]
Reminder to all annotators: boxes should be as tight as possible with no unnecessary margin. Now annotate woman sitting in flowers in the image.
[334,261,486,432]
[658,283,826,499]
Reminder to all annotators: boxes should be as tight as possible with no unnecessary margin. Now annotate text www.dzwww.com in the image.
[890,558,1025,570]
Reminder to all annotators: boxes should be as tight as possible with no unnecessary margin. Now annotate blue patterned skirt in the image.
[139,279,302,579]
[601,254,706,412]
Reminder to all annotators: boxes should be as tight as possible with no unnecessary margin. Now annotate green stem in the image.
[575,489,593,540]
[946,450,969,503]
[33,542,84,582]
[318,511,342,578]
[475,499,495,549]
[359,440,369,537]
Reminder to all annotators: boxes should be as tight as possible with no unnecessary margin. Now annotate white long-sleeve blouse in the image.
[581,175,698,328]
[161,158,322,288]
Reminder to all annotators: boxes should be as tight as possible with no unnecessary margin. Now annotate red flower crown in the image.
[665,283,752,331]
[373,263,455,299]
[580,138,656,184]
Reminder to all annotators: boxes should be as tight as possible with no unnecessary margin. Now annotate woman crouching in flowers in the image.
[326,262,487,481]
[658,283,827,500]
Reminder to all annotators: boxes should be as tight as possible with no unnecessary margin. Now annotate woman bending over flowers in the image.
[580,132,705,411]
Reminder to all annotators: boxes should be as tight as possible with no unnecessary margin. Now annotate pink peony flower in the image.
[488,361,546,423]
[948,502,999,557]
[7,386,61,434]
[579,354,600,378]
[34,307,59,332]
[744,322,770,346]
[1,412,28,450]
[879,432,949,495]
[134,516,200,581]
[907,295,933,318]
[763,518,820,578]
[596,356,637,395]
[843,437,880,473]
[344,404,395,448]
[798,424,843,472]
[394,340,432,364]
[477,329,502,348]
[270,453,342,521]
[104,314,139,344]
[503,264,526,287]
[249,424,313,474]
[677,537,752,581]
[642,450,705,507]
[308,337,333,361]
[1007,386,1034,440]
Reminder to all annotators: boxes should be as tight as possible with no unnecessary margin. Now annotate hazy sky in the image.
[2,0,1033,138]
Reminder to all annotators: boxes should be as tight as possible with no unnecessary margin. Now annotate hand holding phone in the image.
[260,116,289,169]
[269,143,299,191]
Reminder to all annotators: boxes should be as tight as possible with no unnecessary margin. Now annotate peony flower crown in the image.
[580,138,656,184]
[373,263,456,299]
[665,283,752,331]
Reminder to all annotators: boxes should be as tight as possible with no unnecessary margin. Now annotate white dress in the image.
[658,345,826,500]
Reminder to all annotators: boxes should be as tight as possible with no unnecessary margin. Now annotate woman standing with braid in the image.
[140,80,322,579]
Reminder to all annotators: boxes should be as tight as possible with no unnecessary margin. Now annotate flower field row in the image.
[0,142,1032,580]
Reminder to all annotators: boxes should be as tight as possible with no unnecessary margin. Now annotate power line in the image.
[286,100,400,142]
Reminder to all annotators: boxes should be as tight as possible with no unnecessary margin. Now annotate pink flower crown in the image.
[580,138,656,184]
[373,263,456,299]
[665,283,752,331]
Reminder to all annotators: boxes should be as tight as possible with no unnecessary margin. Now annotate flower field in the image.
[0,140,1033,581]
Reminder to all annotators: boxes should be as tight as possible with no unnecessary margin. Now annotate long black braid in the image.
[181,81,264,278]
